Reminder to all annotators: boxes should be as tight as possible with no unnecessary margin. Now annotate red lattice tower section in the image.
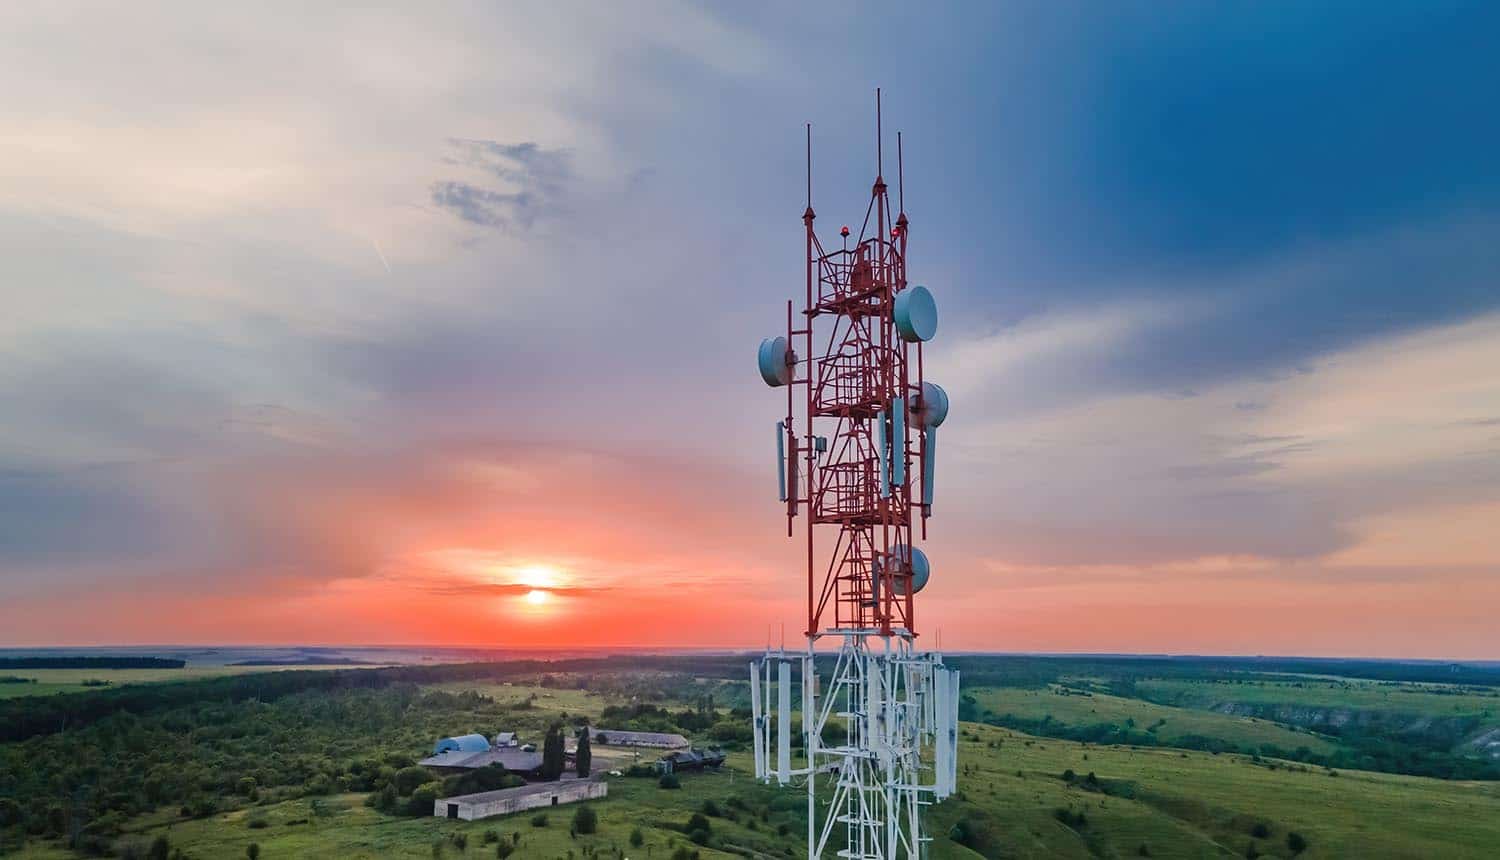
[770,96,939,640]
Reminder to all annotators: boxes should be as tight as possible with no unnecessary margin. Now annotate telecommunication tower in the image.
[751,91,958,859]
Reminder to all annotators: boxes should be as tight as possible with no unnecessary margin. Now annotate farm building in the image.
[589,728,689,749]
[418,746,544,777]
[435,778,607,821]
[655,747,726,774]
[431,734,489,755]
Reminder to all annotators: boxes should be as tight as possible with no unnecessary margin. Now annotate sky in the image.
[1,2,1497,657]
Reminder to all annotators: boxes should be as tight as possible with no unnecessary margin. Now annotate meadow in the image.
[4,655,1500,858]
[967,685,1341,756]
[0,666,377,700]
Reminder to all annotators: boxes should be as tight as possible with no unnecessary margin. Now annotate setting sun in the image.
[524,588,550,606]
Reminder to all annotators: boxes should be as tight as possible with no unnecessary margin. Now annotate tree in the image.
[149,836,171,860]
[542,724,566,781]
[395,766,431,795]
[409,783,441,817]
[630,827,644,848]
[573,804,598,835]
[576,727,592,778]
[246,844,261,860]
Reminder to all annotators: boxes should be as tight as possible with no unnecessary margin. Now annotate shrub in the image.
[686,812,712,835]
[630,827,645,847]
[246,844,261,860]
[700,799,721,817]
[688,827,711,846]
[573,804,598,835]
[1137,844,1152,857]
[1251,822,1270,838]
[408,783,441,817]
[1287,832,1308,854]
[531,813,549,827]
[482,830,499,844]
[1062,769,1076,782]
[496,841,514,859]
[659,773,681,789]
[149,836,171,860]
[395,766,431,796]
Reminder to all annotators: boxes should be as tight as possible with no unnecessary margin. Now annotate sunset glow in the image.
[0,5,1496,658]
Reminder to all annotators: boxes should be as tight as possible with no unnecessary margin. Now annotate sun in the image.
[515,564,562,590]
[524,588,550,606]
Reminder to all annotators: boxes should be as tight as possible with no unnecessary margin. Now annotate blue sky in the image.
[0,2,1497,653]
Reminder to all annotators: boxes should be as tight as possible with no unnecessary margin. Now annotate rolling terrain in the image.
[4,655,1500,858]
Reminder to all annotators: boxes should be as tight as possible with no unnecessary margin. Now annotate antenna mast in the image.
[752,93,957,859]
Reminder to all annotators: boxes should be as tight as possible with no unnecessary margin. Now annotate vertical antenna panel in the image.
[777,660,792,783]
[750,661,765,779]
[776,422,787,502]
[933,666,950,798]
[892,397,906,486]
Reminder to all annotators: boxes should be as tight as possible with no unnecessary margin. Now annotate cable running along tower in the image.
[752,92,957,859]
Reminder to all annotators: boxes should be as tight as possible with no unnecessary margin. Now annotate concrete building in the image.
[435,779,607,821]
[588,728,689,749]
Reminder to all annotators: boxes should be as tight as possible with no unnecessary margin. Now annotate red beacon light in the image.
[891,227,900,238]
[840,225,850,237]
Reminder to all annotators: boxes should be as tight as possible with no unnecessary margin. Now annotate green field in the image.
[0,665,383,699]
[21,716,1500,859]
[6,656,1500,858]
[969,685,1341,755]
[929,724,1500,859]
[1138,677,1500,718]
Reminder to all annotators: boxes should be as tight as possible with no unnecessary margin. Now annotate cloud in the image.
[429,139,572,229]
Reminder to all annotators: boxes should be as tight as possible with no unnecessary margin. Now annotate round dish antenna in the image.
[894,284,938,342]
[757,336,793,386]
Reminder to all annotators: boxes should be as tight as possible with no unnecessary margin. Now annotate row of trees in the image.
[541,724,592,779]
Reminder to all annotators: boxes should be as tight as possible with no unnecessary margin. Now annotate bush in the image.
[395,766,431,796]
[686,812,712,835]
[246,844,261,860]
[1251,822,1270,838]
[700,799,721,817]
[659,773,681,789]
[688,827,711,846]
[531,813,549,827]
[630,827,645,847]
[496,841,514,859]
[573,804,597,835]
[482,830,499,844]
[451,832,468,850]
[1287,832,1308,854]
[149,836,171,860]
[408,783,441,817]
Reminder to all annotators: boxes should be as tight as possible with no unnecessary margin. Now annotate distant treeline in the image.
[0,656,186,670]
[945,654,1500,690]
[0,654,751,743]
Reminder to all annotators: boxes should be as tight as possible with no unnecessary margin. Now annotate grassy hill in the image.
[931,723,1500,859]
[968,685,1341,756]
[6,656,1500,858]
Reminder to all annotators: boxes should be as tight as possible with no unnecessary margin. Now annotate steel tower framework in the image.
[752,93,957,860]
